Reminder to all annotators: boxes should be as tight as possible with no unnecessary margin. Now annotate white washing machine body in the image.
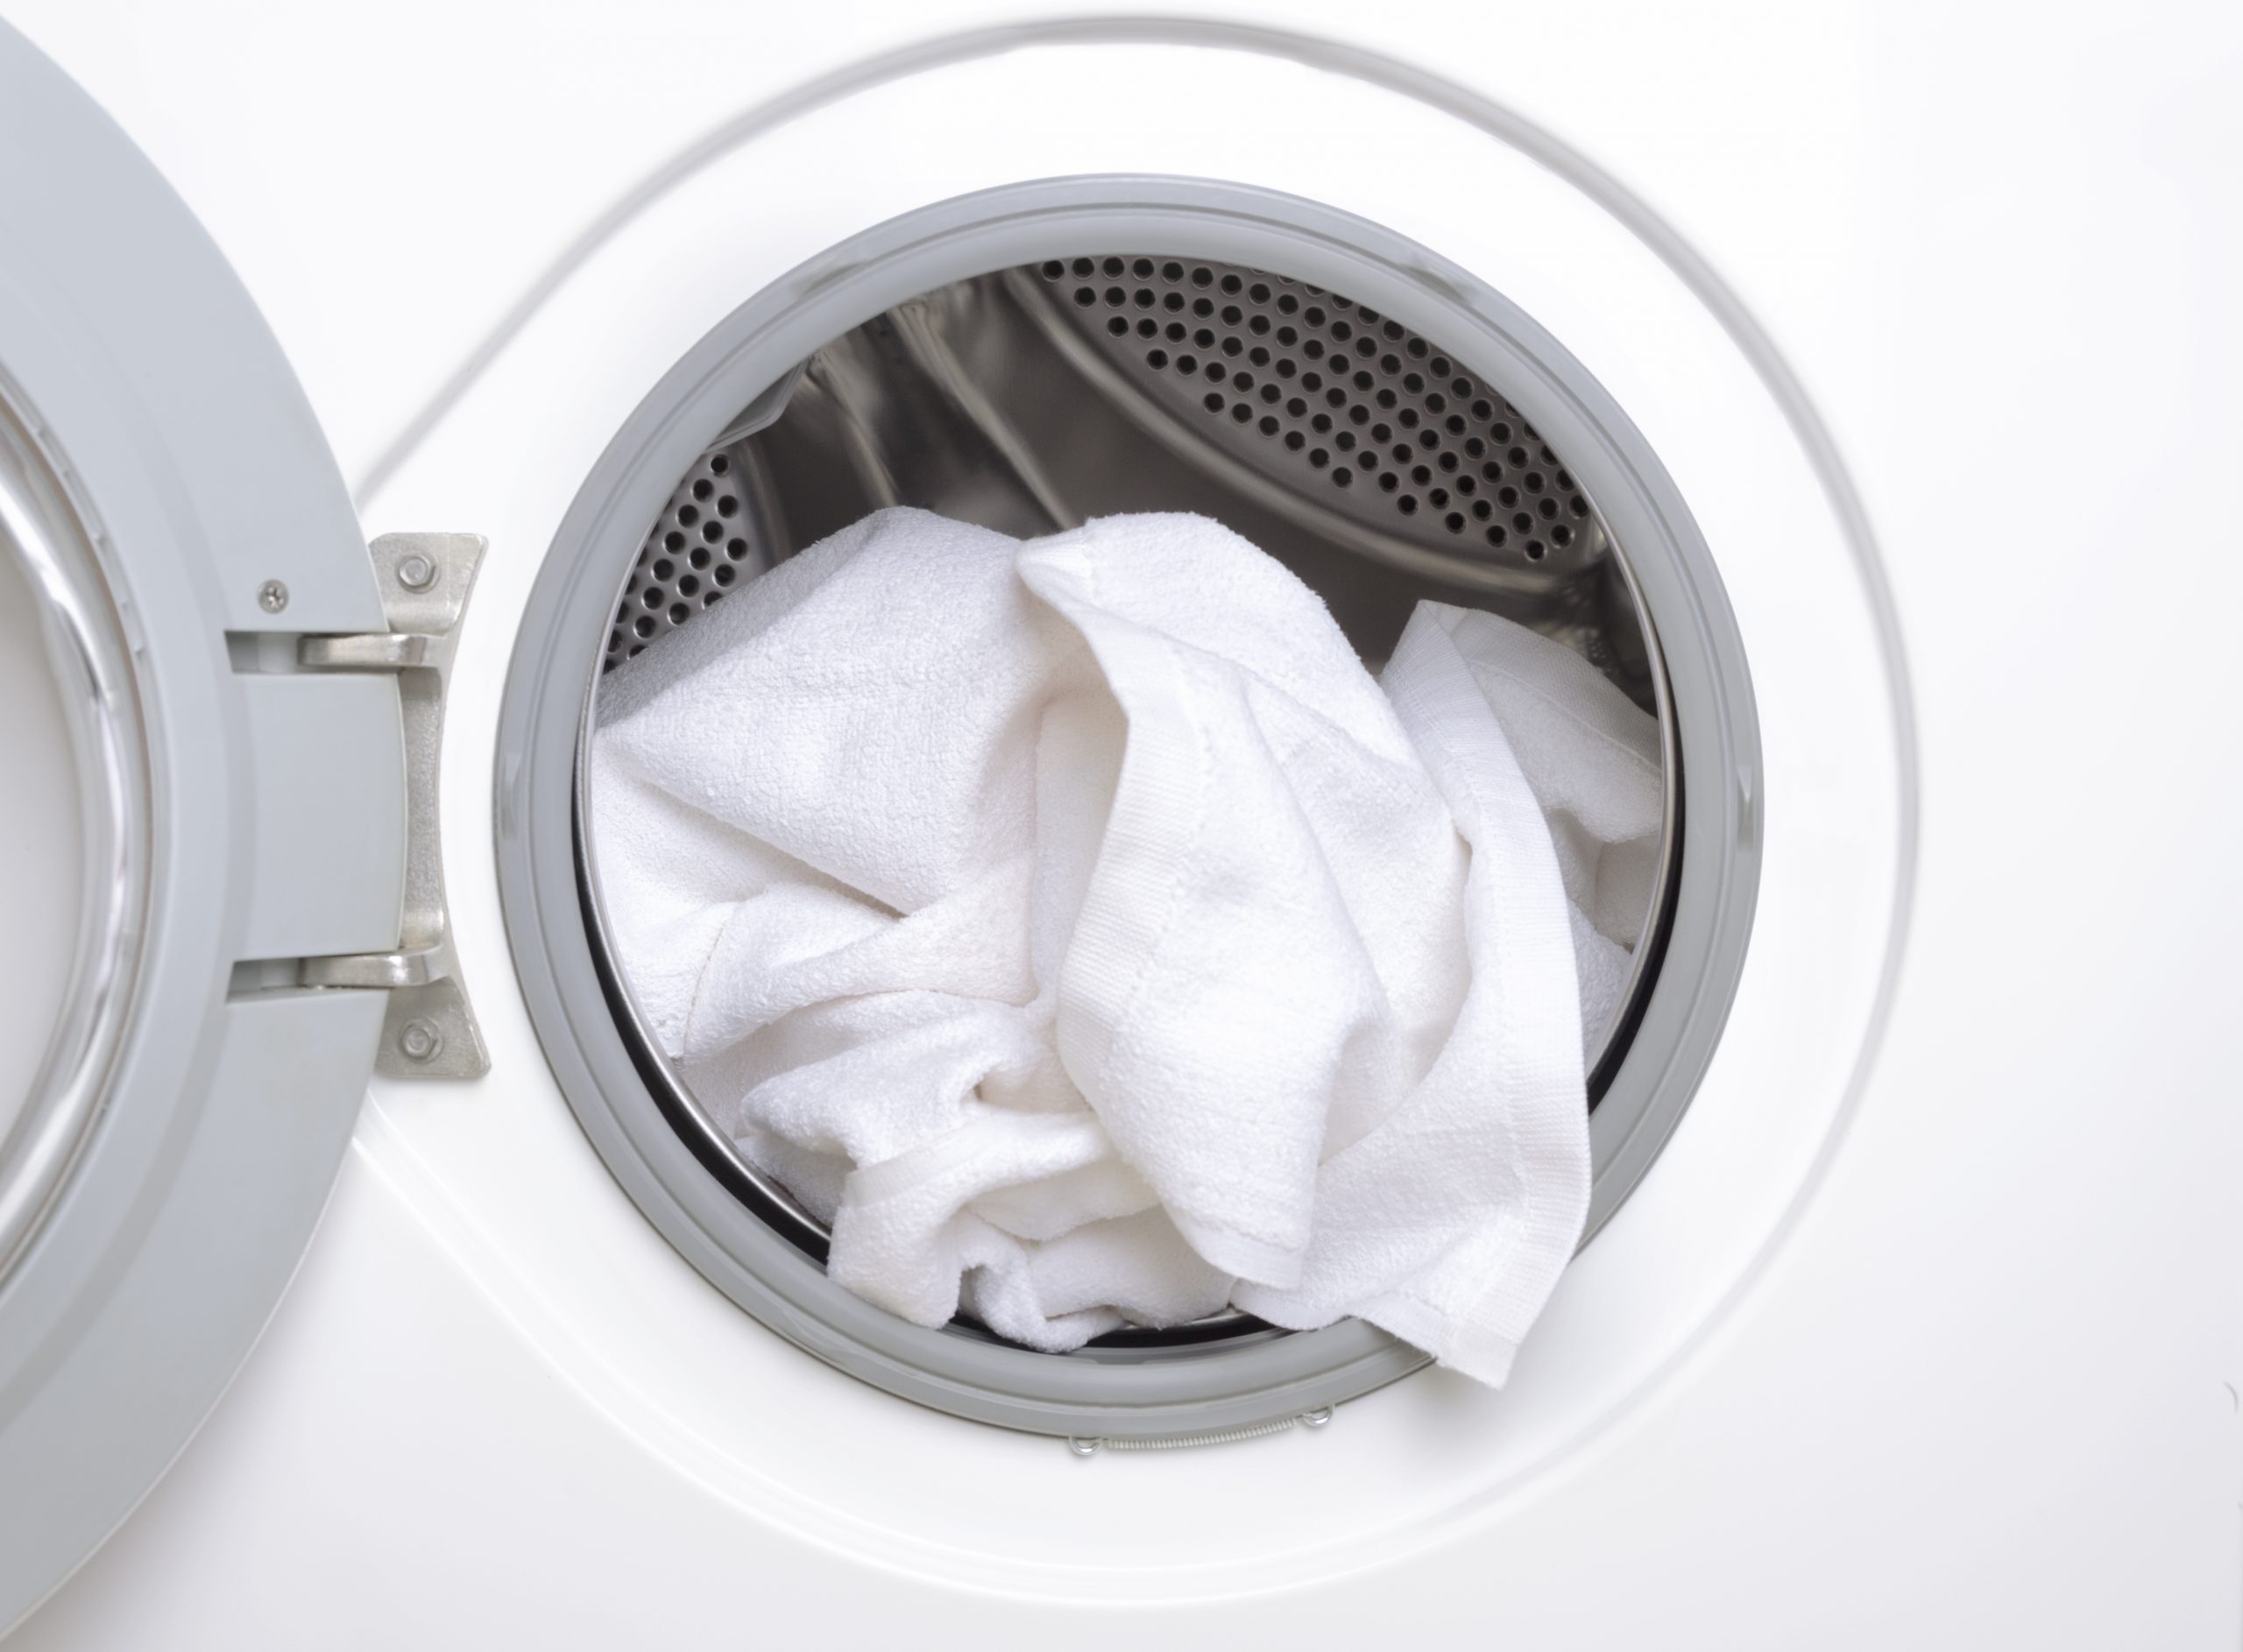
[0,3,2236,1646]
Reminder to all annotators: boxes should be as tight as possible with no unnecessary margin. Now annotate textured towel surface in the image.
[1424,606,1665,1059]
[591,507,1655,1384]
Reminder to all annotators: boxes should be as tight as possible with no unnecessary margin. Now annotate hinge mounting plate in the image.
[296,533,489,1079]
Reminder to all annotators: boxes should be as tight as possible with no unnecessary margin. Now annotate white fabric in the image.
[1423,607,1666,1058]
[592,506,1653,1384]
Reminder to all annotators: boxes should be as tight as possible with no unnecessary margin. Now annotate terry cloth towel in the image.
[1424,606,1666,1063]
[591,507,1655,1386]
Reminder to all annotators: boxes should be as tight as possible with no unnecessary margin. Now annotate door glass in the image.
[0,389,149,1281]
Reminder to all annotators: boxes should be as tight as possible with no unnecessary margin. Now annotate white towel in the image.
[591,507,1656,1385]
[1421,607,1666,1061]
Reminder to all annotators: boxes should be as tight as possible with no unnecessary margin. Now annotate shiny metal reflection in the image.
[0,379,152,1282]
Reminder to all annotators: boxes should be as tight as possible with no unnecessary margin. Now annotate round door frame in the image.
[0,22,402,1634]
[496,175,1761,1441]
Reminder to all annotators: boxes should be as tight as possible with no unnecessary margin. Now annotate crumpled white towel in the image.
[1424,606,1665,1060]
[591,506,1656,1385]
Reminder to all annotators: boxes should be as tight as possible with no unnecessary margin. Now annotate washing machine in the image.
[1,2,2237,1644]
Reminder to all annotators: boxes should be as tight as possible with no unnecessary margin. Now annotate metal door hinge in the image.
[295,533,489,1079]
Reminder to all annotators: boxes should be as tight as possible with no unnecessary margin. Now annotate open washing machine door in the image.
[0,22,484,1628]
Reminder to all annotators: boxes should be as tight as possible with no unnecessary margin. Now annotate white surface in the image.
[591,506,1598,1372]
[2,0,2237,1645]
[0,549,79,1159]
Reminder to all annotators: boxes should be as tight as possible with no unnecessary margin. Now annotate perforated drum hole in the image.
[1027,256,1611,578]
[605,446,767,670]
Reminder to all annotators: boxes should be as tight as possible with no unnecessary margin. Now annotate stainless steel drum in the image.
[606,258,1659,717]
[584,253,1685,1345]
[598,256,1674,1101]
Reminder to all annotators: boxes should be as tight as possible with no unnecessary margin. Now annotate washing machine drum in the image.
[612,257,1670,1068]
[498,180,1758,1446]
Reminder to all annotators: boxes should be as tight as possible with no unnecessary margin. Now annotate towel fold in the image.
[591,506,1657,1384]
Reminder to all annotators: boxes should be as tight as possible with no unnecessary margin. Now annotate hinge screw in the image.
[257,579,289,613]
[398,1019,443,1063]
[395,553,437,591]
